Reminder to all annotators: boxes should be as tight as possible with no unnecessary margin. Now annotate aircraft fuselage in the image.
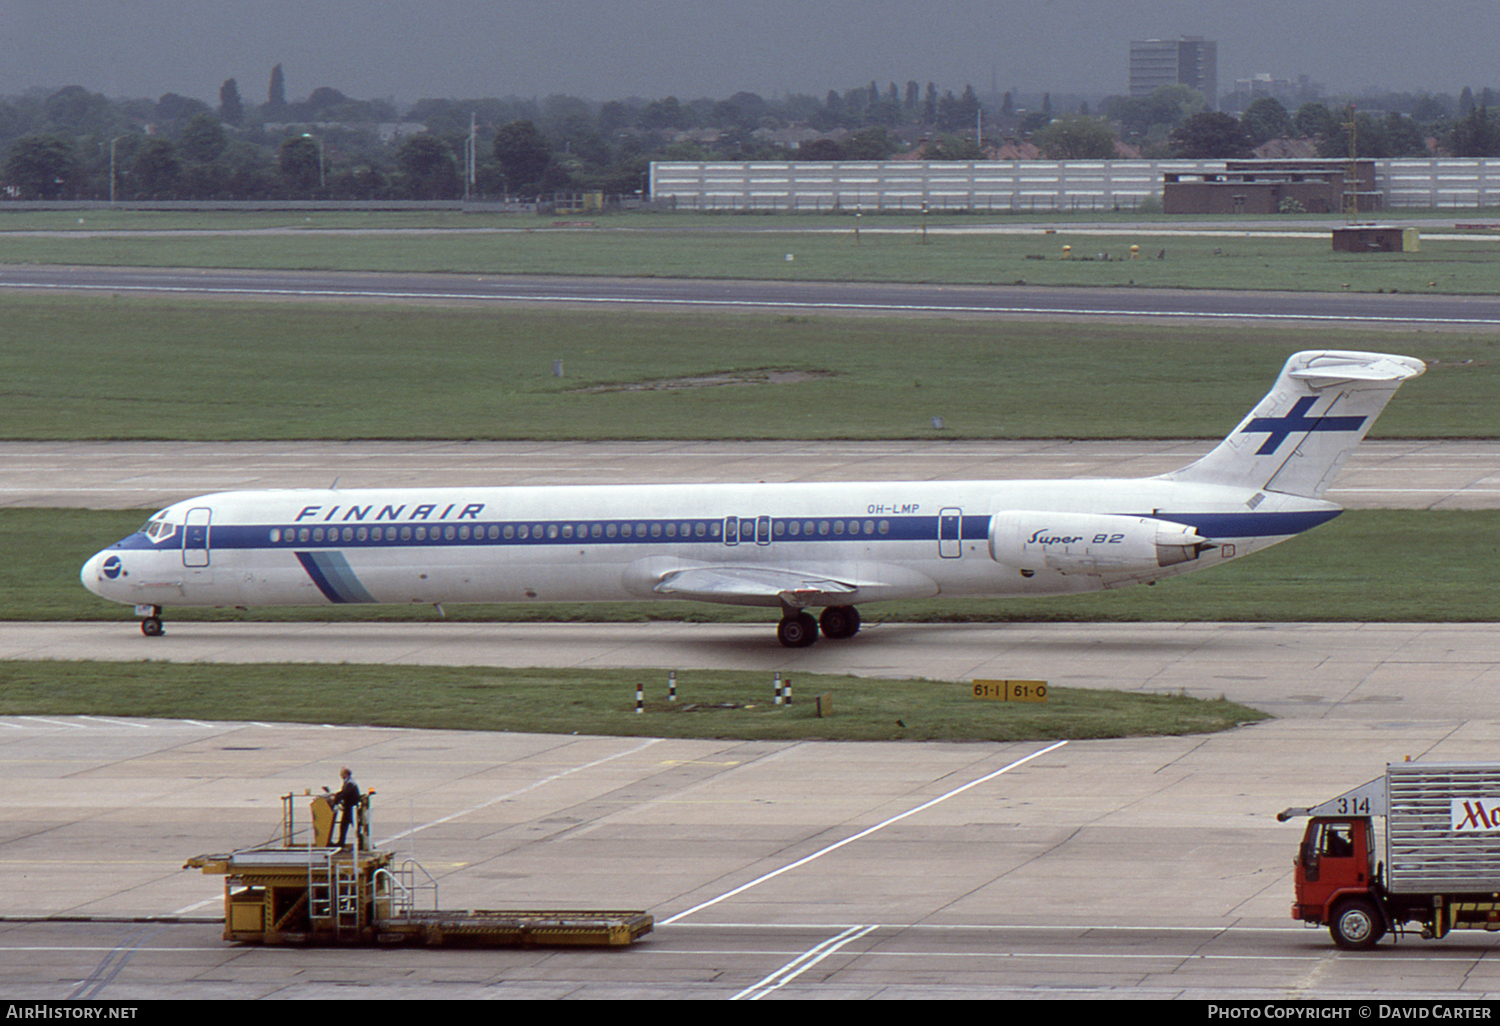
[81,477,1332,613]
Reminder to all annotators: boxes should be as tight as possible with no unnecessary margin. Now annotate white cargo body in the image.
[1384,762,1500,893]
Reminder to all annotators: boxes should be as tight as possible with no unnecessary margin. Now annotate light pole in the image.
[300,132,325,189]
[464,112,476,202]
[109,135,129,204]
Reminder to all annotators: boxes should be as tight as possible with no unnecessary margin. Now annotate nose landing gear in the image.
[138,605,164,637]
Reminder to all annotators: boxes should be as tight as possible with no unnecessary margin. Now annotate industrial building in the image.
[1162,159,1379,214]
[649,158,1500,213]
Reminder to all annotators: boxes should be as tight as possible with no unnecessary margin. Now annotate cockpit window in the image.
[143,516,177,541]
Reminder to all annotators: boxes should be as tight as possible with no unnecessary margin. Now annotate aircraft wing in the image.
[653,566,858,608]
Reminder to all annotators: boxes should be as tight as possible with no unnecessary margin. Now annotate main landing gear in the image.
[776,605,861,648]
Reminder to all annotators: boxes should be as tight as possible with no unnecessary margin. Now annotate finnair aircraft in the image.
[82,350,1423,647]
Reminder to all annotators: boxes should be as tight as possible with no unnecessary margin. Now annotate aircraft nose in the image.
[81,551,103,596]
[80,549,118,599]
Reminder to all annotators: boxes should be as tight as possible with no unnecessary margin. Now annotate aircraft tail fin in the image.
[1161,350,1425,499]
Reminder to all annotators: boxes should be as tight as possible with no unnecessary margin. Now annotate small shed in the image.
[1331,225,1420,253]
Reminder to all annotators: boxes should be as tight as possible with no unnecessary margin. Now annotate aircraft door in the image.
[724,516,772,546]
[183,507,211,567]
[939,508,962,558]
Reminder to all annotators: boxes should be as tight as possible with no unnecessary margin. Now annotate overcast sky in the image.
[3,0,1497,106]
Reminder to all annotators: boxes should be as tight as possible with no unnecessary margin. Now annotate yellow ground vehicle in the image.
[184,790,652,947]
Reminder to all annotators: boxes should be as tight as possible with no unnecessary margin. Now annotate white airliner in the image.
[82,350,1423,647]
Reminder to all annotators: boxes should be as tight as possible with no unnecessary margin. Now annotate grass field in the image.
[2,211,1492,740]
[2,294,1492,441]
[22,508,1497,625]
[5,209,1500,293]
[0,660,1268,742]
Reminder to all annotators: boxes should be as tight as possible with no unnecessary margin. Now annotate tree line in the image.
[6,67,1500,202]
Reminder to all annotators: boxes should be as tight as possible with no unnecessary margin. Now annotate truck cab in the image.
[1292,816,1387,948]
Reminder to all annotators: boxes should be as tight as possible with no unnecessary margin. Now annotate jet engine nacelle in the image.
[988,511,1212,576]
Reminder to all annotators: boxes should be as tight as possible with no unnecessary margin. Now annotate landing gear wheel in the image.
[819,605,861,639]
[776,611,819,648]
[1330,899,1385,950]
[140,617,164,637]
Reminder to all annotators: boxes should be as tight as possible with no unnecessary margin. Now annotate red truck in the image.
[1279,762,1500,949]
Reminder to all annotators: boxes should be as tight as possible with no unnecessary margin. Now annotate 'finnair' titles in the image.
[81,351,1424,647]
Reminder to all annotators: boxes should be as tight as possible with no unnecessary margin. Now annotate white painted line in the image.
[16,716,87,729]
[732,923,879,1000]
[662,739,1068,925]
[76,715,151,729]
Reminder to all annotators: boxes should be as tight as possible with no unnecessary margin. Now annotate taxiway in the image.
[1,378,1496,998]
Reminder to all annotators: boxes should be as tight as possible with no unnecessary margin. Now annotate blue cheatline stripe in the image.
[201,508,1339,558]
[295,551,377,604]
[1147,509,1342,537]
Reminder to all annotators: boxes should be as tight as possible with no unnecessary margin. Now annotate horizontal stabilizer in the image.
[1289,353,1426,386]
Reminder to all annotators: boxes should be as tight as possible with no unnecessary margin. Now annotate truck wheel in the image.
[1330,899,1385,950]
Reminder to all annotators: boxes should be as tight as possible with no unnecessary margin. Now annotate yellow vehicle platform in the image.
[184,791,652,947]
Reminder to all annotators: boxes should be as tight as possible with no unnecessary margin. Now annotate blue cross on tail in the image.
[1242,396,1367,455]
